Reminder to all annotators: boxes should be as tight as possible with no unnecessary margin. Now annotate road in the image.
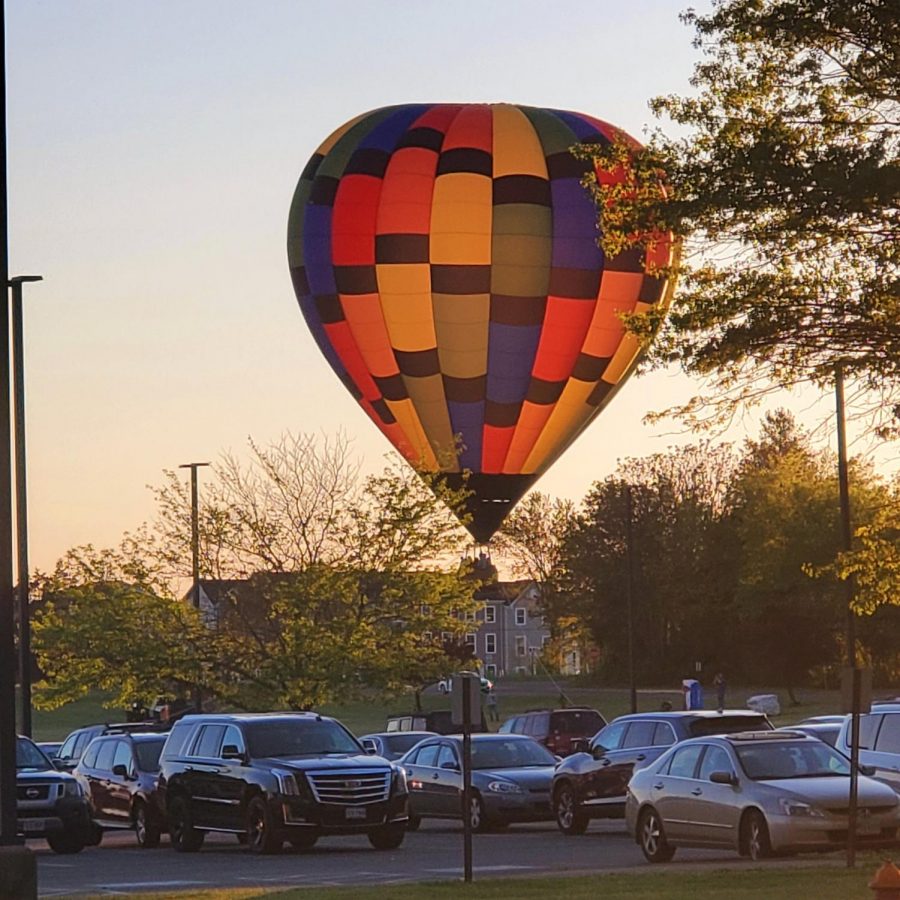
[34,820,736,897]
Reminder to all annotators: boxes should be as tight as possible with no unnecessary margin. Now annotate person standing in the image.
[486,688,499,724]
[713,672,727,713]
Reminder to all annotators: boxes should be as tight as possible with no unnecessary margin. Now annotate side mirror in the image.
[54,759,75,772]
[591,744,607,760]
[571,738,591,755]
[361,739,378,755]
[859,764,876,777]
[709,770,737,786]
[112,764,130,779]
[221,744,245,762]
[440,761,460,771]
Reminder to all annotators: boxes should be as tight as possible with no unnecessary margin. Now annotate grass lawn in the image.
[53,861,895,900]
[28,681,850,741]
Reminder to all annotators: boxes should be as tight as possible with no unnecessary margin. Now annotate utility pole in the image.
[835,364,861,868]
[180,462,209,712]
[625,484,637,714]
[10,274,41,737]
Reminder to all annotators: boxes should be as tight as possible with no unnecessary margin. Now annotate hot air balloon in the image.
[287,104,675,543]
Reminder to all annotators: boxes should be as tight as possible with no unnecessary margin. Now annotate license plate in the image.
[22,819,44,833]
[345,807,367,820]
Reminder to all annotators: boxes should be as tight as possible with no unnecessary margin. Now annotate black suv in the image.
[552,710,773,833]
[158,713,408,854]
[74,731,169,847]
[16,736,91,853]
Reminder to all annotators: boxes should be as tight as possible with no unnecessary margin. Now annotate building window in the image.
[515,608,527,626]
[484,605,496,624]
[419,603,431,616]
[465,609,476,622]
[422,631,433,642]
[542,634,551,648]
[441,631,452,644]
[485,633,497,655]
[485,664,497,677]
[516,635,527,657]
[464,632,476,651]
[515,666,527,675]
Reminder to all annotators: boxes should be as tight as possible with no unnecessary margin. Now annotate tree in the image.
[583,0,900,432]
[32,434,478,712]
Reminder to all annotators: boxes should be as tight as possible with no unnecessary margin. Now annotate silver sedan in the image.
[625,731,900,862]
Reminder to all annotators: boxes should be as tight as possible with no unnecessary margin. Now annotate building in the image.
[468,580,551,678]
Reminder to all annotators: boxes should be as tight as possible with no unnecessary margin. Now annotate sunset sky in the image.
[5,0,885,571]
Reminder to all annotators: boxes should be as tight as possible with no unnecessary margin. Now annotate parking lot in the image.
[34,820,732,897]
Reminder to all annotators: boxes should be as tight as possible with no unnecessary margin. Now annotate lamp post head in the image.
[179,462,211,470]
[8,275,43,285]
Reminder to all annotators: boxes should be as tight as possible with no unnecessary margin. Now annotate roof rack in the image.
[726,730,808,742]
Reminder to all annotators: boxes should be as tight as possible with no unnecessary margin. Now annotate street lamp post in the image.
[180,462,209,712]
[10,274,42,738]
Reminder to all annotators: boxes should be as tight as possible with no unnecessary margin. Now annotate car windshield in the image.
[384,734,428,755]
[17,738,51,770]
[471,739,556,770]
[246,719,361,758]
[736,741,851,780]
[134,738,166,772]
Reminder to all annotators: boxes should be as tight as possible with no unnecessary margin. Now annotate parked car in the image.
[36,741,62,760]
[385,710,488,735]
[16,735,91,853]
[626,730,900,862]
[359,732,435,761]
[400,733,557,832]
[835,702,900,794]
[498,708,607,757]
[798,715,847,725]
[437,676,493,695]
[779,723,841,746]
[55,721,169,772]
[74,731,169,847]
[552,709,774,833]
[157,712,408,854]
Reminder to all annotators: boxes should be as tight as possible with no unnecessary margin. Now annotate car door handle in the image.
[653,782,665,790]
[690,788,703,796]
[635,754,646,761]
[432,773,440,780]
[600,760,611,767]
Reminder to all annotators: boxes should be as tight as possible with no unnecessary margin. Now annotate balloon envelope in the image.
[288,104,675,542]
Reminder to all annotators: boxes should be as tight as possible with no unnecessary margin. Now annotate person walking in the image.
[486,688,499,724]
[713,672,727,713]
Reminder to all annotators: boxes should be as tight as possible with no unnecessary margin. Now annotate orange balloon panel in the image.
[287,103,675,542]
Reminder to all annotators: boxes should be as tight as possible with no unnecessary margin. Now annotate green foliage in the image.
[582,0,900,432]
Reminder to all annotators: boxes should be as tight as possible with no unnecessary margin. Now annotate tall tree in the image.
[583,0,900,432]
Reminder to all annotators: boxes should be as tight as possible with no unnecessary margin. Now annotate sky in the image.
[5,0,885,572]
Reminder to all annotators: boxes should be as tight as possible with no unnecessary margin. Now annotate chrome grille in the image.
[825,805,896,816]
[17,783,52,802]
[306,769,390,805]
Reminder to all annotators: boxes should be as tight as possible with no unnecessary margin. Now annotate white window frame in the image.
[515,608,527,626]
[484,605,496,624]
[422,631,433,642]
[464,632,476,650]
[542,634,551,648]
[485,633,497,655]
[515,635,527,657]
[485,663,497,677]
[515,666,527,675]
[441,631,452,643]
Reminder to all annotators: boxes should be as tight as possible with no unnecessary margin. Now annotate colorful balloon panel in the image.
[288,104,675,542]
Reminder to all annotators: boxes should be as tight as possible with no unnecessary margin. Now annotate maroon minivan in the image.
[498,708,607,756]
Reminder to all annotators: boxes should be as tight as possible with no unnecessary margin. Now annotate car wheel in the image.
[168,796,205,852]
[246,796,282,854]
[638,807,676,863]
[134,801,161,849]
[46,830,86,854]
[742,810,773,861]
[86,821,103,846]
[406,814,421,832]
[554,783,589,835]
[288,831,318,851]
[469,793,490,833]
[368,822,406,850]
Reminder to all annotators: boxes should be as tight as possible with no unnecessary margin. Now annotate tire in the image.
[468,793,490,834]
[168,796,205,853]
[47,830,86,854]
[246,796,282,855]
[368,822,406,850]
[406,814,421,832]
[554,783,589,836]
[134,801,161,849]
[288,831,318,851]
[86,822,103,847]
[742,810,773,861]
[638,807,675,863]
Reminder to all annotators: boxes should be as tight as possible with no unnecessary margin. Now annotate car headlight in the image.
[274,769,301,797]
[392,766,408,796]
[778,798,824,818]
[487,781,522,794]
[63,780,83,798]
